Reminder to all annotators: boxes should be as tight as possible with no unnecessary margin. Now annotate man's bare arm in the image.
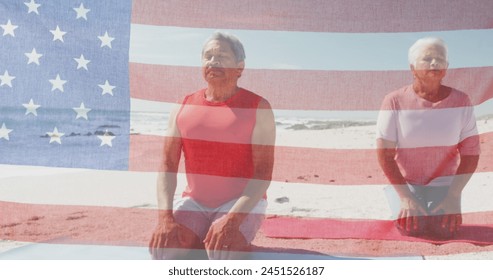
[156,106,183,221]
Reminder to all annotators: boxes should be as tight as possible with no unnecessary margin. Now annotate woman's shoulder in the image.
[385,84,412,99]
[445,86,473,107]
[380,85,412,109]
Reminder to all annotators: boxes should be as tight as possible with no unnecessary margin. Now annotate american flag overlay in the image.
[1,0,493,259]
[0,0,131,170]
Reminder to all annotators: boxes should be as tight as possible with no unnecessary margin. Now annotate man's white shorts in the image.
[173,197,267,243]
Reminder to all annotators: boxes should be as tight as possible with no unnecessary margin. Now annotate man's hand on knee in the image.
[148,219,199,259]
[203,215,248,260]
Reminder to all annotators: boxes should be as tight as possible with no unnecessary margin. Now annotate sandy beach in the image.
[1,119,492,259]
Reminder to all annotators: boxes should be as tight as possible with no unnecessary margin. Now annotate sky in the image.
[130,26,493,119]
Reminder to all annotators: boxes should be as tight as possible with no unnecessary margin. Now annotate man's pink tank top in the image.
[176,88,262,208]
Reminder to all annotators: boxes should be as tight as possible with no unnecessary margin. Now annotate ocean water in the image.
[129,110,376,136]
[2,106,487,172]
[0,107,129,170]
[0,107,377,171]
[130,111,169,136]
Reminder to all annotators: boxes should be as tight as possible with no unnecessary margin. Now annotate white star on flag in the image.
[74,54,90,70]
[50,25,66,42]
[49,74,67,92]
[74,3,90,20]
[0,0,130,171]
[0,123,13,141]
[73,102,91,120]
[25,48,43,65]
[98,31,114,48]
[0,70,15,87]
[1,20,18,37]
[22,99,41,116]
[47,127,64,144]
[98,130,115,147]
[24,0,41,15]
[98,80,115,96]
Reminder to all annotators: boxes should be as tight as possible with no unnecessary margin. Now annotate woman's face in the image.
[411,45,448,82]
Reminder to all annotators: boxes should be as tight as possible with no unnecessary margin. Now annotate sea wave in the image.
[284,120,376,131]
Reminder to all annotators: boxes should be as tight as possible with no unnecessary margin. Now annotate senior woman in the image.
[148,32,275,259]
[376,37,480,239]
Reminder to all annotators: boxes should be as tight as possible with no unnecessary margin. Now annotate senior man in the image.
[149,32,275,259]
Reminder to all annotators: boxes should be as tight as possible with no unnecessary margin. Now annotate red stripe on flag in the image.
[130,64,493,110]
[129,132,492,185]
[2,201,493,257]
[0,202,152,247]
[131,0,493,33]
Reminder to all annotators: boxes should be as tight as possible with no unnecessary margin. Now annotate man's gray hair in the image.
[203,32,246,62]
[408,37,448,66]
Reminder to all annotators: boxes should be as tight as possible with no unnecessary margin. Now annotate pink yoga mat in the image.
[261,215,493,245]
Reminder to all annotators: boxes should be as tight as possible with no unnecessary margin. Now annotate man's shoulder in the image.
[239,88,272,105]
[238,88,262,100]
[180,88,206,104]
[231,88,266,108]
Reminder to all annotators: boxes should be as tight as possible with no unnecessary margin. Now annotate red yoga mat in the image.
[261,215,493,245]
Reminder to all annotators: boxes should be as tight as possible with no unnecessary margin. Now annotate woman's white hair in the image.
[202,31,246,62]
[408,37,448,66]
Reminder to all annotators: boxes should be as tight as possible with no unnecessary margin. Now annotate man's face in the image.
[411,45,448,82]
[202,39,244,85]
